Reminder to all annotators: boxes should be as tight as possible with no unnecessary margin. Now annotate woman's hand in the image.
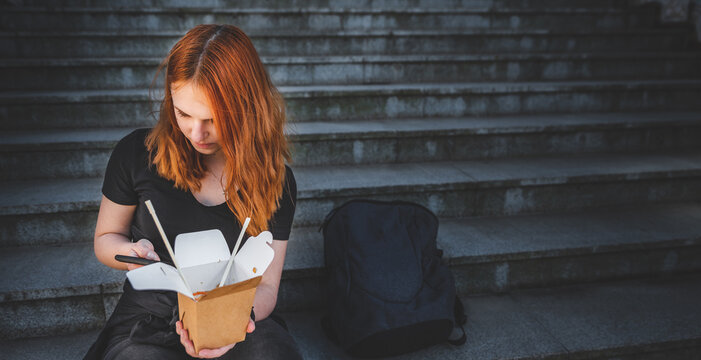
[175,319,255,358]
[124,238,160,271]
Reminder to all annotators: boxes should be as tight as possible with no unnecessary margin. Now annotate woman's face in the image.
[171,81,222,156]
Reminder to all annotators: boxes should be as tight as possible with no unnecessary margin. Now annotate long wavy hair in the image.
[146,24,291,236]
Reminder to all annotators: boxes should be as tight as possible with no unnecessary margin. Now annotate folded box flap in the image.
[129,230,273,298]
[201,275,263,301]
[174,229,230,268]
[127,262,194,299]
[224,231,275,285]
[181,261,228,294]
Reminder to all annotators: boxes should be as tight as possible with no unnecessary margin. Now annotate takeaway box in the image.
[126,229,275,353]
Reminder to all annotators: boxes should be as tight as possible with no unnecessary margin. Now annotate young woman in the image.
[84,25,302,360]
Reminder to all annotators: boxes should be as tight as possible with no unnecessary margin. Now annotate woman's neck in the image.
[203,151,226,173]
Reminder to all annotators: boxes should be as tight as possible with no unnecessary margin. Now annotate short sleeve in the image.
[268,165,297,240]
[102,131,141,205]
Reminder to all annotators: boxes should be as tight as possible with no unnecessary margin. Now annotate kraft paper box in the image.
[126,229,275,353]
[178,275,261,352]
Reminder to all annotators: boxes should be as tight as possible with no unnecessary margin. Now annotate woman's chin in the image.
[197,149,219,156]
[191,144,220,156]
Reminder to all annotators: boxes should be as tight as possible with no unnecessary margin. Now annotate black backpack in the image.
[320,199,467,358]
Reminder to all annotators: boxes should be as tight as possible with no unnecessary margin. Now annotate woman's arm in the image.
[251,239,288,321]
[94,195,160,270]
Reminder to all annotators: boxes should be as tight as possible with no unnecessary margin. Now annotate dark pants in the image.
[84,280,303,360]
[103,317,303,360]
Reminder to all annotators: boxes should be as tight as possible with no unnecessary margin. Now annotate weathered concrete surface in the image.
[4,152,701,218]
[513,273,701,358]
[3,80,701,130]
[0,0,633,9]
[0,329,99,360]
[633,0,691,22]
[5,272,698,359]
[3,152,701,244]
[0,28,690,58]
[4,52,700,91]
[288,294,569,360]
[3,202,701,338]
[290,273,701,359]
[3,113,701,180]
[0,7,659,33]
[2,0,700,352]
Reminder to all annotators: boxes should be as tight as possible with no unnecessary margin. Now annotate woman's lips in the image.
[193,142,214,149]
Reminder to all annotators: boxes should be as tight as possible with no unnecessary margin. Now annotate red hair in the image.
[146,24,291,236]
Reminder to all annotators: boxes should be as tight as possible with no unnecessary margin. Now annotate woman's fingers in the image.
[177,321,199,357]
[198,343,236,358]
[182,333,198,357]
[130,245,152,258]
[133,239,159,260]
[123,239,159,270]
[247,318,255,333]
[176,319,246,358]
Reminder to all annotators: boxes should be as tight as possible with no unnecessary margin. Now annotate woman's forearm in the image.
[94,233,134,270]
[251,283,278,321]
[94,196,140,270]
[250,240,287,321]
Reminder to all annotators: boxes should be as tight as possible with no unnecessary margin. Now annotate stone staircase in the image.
[1,0,701,358]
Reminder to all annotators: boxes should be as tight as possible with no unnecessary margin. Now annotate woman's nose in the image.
[190,121,208,142]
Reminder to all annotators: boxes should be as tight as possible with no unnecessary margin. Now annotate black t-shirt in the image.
[102,128,296,265]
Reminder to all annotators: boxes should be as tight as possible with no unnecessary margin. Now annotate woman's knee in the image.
[220,317,303,360]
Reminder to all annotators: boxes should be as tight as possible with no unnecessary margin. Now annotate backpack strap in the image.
[447,296,467,346]
[436,248,467,346]
[319,206,340,232]
[454,295,467,325]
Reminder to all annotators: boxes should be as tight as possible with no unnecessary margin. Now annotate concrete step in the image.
[0,7,658,32]
[2,152,701,246]
[290,273,701,359]
[1,203,700,340]
[0,0,632,10]
[5,272,701,359]
[3,80,701,130]
[5,273,700,359]
[4,52,701,91]
[3,113,701,180]
[0,330,99,360]
[0,28,691,58]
